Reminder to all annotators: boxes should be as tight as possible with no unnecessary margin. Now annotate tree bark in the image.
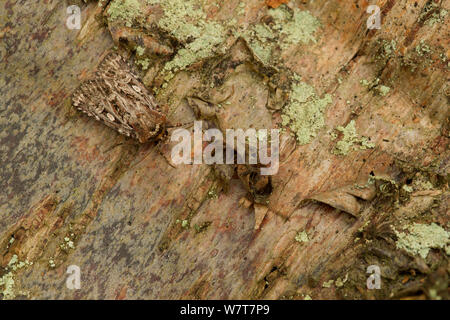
[0,0,448,300]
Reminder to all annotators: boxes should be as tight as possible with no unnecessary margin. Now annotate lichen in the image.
[107,0,143,27]
[135,46,145,56]
[207,188,218,200]
[136,57,150,70]
[411,173,434,191]
[377,85,390,96]
[146,0,227,80]
[377,39,397,61]
[242,24,277,65]
[295,231,309,243]
[322,279,334,288]
[394,223,449,259]
[162,22,226,77]
[332,120,375,155]
[415,40,432,57]
[270,6,321,49]
[335,273,348,288]
[60,234,76,251]
[360,78,390,97]
[419,2,448,26]
[0,255,32,300]
[281,75,332,145]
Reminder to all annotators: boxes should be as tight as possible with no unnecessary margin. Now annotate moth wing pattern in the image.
[72,52,166,143]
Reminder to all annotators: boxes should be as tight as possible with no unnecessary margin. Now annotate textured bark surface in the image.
[0,0,448,300]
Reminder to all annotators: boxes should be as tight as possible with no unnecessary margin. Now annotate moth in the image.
[72,52,167,143]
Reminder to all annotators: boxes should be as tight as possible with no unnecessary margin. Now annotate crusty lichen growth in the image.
[322,279,334,288]
[107,0,142,27]
[242,23,277,65]
[419,2,448,26]
[332,120,375,155]
[146,0,227,80]
[0,255,32,300]
[242,5,321,65]
[282,75,332,145]
[270,6,321,49]
[360,78,390,96]
[295,231,309,243]
[394,223,449,259]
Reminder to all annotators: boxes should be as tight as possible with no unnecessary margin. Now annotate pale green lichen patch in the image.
[377,85,390,96]
[242,23,277,65]
[136,57,150,70]
[411,173,434,191]
[107,0,143,27]
[0,254,32,300]
[147,0,206,42]
[332,120,375,155]
[269,6,321,49]
[236,5,321,66]
[335,273,348,288]
[394,223,449,259]
[360,78,390,96]
[60,234,76,251]
[415,40,432,57]
[163,22,226,77]
[295,231,309,243]
[135,46,145,56]
[322,279,334,288]
[419,2,448,26]
[242,6,320,64]
[281,76,332,145]
[146,0,227,80]
[376,39,397,61]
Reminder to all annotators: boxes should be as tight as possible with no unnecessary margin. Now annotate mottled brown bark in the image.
[0,0,448,300]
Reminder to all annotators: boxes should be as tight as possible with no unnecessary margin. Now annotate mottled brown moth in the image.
[72,52,166,143]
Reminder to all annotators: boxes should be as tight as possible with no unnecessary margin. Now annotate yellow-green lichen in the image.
[241,5,321,65]
[415,40,432,57]
[377,85,390,96]
[332,120,375,155]
[360,78,390,96]
[136,58,150,70]
[377,39,397,60]
[0,255,32,300]
[409,173,434,191]
[419,2,448,26]
[269,6,321,49]
[163,22,226,76]
[335,273,348,288]
[60,235,76,251]
[394,223,449,259]
[135,46,145,56]
[282,76,332,145]
[322,279,334,288]
[147,0,226,80]
[295,231,309,243]
[107,0,143,27]
[207,187,218,200]
[242,23,277,65]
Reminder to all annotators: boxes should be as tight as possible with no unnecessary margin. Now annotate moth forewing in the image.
[72,52,166,143]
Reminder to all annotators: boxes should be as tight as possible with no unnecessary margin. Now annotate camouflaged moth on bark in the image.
[72,52,166,143]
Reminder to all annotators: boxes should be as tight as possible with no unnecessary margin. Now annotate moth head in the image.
[130,112,166,143]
